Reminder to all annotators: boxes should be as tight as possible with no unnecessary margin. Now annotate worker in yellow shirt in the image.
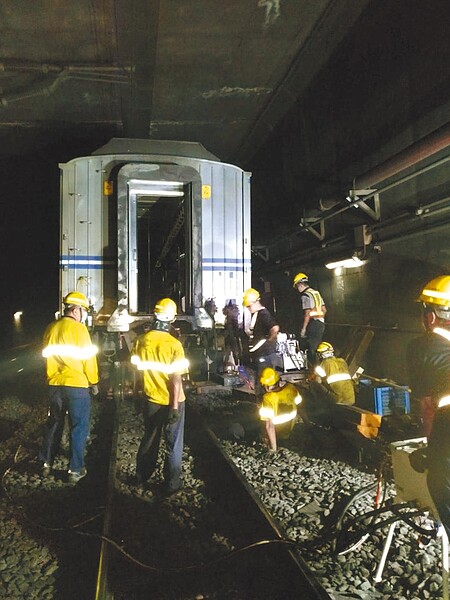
[131,298,189,495]
[39,291,99,484]
[258,368,302,452]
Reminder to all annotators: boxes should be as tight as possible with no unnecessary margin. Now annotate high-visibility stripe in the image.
[294,394,302,405]
[306,289,325,317]
[422,289,450,302]
[259,406,274,419]
[327,373,352,384]
[433,327,450,342]
[249,338,266,353]
[42,344,98,360]
[272,409,297,425]
[438,395,450,408]
[315,366,326,378]
[259,406,298,424]
[130,356,189,374]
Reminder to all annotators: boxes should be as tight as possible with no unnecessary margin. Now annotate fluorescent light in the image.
[132,189,184,197]
[128,179,184,197]
[325,256,366,270]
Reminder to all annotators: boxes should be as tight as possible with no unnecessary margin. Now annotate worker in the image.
[39,291,99,484]
[293,272,326,363]
[222,300,242,370]
[242,288,280,397]
[259,368,302,452]
[407,275,450,436]
[300,342,354,427]
[314,342,355,405]
[131,298,189,495]
[407,276,450,538]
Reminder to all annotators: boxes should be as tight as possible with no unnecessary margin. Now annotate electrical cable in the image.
[1,455,300,574]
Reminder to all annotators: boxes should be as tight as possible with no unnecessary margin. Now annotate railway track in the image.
[1,358,446,599]
[95,397,330,599]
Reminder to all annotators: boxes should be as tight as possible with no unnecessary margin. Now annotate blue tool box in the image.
[358,380,410,416]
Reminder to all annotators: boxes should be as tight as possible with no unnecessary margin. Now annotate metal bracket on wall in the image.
[252,246,269,262]
[300,217,325,241]
[348,189,381,221]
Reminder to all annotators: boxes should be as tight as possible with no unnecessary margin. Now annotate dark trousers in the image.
[136,400,185,492]
[428,459,450,539]
[39,385,91,472]
[305,319,325,364]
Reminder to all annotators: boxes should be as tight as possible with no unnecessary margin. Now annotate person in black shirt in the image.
[242,288,279,399]
[409,276,450,538]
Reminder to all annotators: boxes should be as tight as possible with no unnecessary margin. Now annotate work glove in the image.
[90,384,99,397]
[167,408,180,425]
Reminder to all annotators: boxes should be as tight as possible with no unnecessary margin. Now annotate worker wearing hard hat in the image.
[314,342,355,405]
[39,291,99,484]
[131,298,189,495]
[407,276,450,539]
[242,288,279,396]
[259,368,302,452]
[292,272,326,364]
[407,275,450,436]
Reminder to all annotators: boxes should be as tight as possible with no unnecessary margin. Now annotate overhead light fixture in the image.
[325,256,366,270]
[128,179,184,197]
[132,189,184,197]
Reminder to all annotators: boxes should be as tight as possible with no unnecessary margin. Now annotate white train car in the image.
[59,138,251,335]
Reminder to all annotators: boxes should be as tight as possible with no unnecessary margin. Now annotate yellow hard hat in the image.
[293,272,308,287]
[259,367,280,387]
[63,291,89,310]
[317,341,334,357]
[154,298,177,322]
[243,288,260,307]
[417,276,450,308]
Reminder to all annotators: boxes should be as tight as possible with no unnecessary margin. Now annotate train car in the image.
[59,138,251,376]
[59,139,251,324]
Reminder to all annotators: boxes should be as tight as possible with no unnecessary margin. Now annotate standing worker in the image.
[293,272,326,363]
[131,298,189,495]
[242,288,280,396]
[40,291,99,483]
[407,275,450,436]
[407,276,450,538]
[259,367,302,452]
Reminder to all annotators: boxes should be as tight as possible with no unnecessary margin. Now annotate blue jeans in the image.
[39,386,91,472]
[136,400,185,492]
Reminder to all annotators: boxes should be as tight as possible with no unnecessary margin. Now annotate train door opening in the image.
[127,180,190,315]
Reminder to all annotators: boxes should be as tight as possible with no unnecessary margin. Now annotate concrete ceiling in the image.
[0,0,370,163]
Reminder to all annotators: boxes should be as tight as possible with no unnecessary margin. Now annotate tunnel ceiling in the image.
[0,0,370,163]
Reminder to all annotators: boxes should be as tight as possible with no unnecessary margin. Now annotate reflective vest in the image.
[259,382,302,424]
[42,317,99,388]
[131,329,189,405]
[315,356,355,405]
[302,287,325,319]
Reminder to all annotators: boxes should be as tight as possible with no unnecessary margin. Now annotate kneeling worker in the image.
[302,342,354,426]
[259,368,302,452]
[314,342,355,405]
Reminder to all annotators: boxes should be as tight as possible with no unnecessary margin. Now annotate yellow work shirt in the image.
[131,330,189,405]
[259,382,302,424]
[315,356,355,405]
[42,317,99,388]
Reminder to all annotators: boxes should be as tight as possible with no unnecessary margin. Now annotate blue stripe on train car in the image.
[60,255,116,269]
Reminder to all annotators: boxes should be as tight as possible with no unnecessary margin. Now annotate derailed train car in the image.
[59,138,251,374]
